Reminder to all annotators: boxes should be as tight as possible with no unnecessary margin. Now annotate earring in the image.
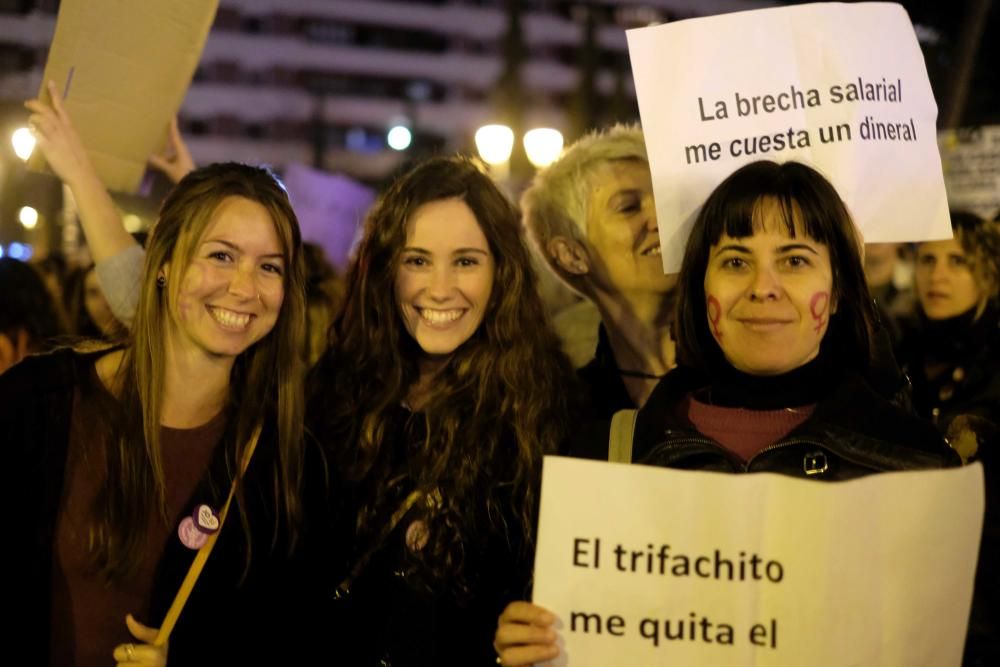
[156,275,166,287]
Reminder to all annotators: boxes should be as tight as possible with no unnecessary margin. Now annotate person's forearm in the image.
[66,168,138,264]
[25,81,140,263]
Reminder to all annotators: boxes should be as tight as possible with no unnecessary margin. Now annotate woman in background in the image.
[898,211,999,448]
[65,263,125,338]
[0,256,65,373]
[897,210,999,664]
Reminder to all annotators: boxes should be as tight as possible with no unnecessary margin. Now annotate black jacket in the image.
[298,405,533,666]
[576,324,635,421]
[3,348,302,665]
[572,365,958,479]
[898,306,1000,435]
[896,307,1000,665]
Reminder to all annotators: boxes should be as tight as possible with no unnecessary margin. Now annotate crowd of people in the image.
[0,80,996,667]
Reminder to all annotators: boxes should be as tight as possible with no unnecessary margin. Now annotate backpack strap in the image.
[608,409,638,463]
[154,424,262,647]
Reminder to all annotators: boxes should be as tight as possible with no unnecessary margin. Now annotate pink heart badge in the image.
[178,516,208,550]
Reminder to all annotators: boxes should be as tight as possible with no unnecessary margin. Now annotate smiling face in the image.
[703,199,835,376]
[395,197,495,359]
[583,159,676,296]
[164,195,286,361]
[915,238,983,320]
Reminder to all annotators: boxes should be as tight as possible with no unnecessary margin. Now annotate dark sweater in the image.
[686,395,815,461]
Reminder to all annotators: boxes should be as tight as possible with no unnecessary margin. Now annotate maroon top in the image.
[686,395,816,462]
[49,378,226,667]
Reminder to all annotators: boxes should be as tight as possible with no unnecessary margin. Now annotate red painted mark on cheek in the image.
[809,292,830,334]
[707,295,723,340]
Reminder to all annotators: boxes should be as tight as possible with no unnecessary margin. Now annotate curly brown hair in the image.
[314,156,576,594]
[949,210,1000,315]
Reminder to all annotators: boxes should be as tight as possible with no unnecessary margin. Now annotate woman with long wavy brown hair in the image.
[306,155,577,665]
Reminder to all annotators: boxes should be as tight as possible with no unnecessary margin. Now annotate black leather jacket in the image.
[574,366,958,479]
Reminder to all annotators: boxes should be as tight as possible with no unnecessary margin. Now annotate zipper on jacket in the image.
[657,431,876,474]
[747,436,885,474]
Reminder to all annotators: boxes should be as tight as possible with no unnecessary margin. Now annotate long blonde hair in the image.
[88,163,307,582]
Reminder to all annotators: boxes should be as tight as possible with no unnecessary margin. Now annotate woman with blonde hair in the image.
[522,125,677,417]
[3,160,308,666]
[899,211,1000,439]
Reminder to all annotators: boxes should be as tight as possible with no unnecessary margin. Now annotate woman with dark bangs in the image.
[494,160,958,666]
[301,155,577,665]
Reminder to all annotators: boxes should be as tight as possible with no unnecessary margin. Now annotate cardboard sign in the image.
[938,126,1000,220]
[282,163,375,271]
[626,2,952,273]
[533,456,983,666]
[28,0,218,193]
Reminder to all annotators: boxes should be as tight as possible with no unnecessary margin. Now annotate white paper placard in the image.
[626,2,953,272]
[938,125,1000,221]
[533,456,983,666]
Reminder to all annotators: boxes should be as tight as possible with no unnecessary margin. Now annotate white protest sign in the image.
[533,456,983,666]
[626,2,952,273]
[282,163,375,271]
[938,125,1000,220]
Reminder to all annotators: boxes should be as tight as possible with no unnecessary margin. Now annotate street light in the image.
[18,205,38,229]
[123,214,143,233]
[11,127,35,161]
[474,124,515,165]
[523,128,564,168]
[7,242,31,260]
[387,125,413,151]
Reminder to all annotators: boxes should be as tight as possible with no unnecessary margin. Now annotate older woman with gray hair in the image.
[522,125,676,417]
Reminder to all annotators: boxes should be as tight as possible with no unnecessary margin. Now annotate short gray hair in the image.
[520,124,648,290]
